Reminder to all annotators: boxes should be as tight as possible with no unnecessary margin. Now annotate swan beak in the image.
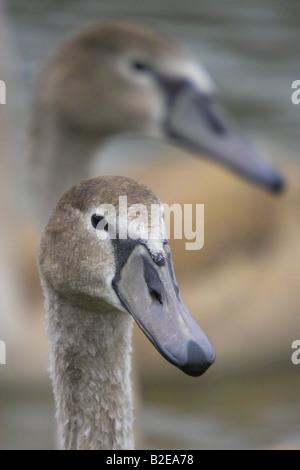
[164,81,284,193]
[113,244,215,377]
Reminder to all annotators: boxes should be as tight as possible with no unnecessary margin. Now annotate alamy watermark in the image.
[0,80,6,104]
[291,80,300,105]
[93,196,204,251]
[0,340,6,365]
[291,340,300,365]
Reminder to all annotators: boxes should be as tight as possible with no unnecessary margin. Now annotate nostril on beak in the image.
[201,104,228,135]
[183,340,216,377]
[149,288,163,305]
[143,256,164,305]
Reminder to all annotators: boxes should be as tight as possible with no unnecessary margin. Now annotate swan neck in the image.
[45,294,134,450]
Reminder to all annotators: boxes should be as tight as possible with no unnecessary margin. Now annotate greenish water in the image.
[142,368,300,449]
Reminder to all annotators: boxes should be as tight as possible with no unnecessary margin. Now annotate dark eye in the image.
[131,60,151,73]
[91,214,108,231]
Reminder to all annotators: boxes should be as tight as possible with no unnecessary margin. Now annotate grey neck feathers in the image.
[44,289,134,450]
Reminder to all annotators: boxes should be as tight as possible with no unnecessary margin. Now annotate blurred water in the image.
[1,368,300,449]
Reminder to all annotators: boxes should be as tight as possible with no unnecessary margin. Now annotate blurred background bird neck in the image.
[32,115,109,225]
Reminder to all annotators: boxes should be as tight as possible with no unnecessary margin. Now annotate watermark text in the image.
[291,80,300,105]
[0,340,6,365]
[0,80,6,104]
[291,340,300,365]
[94,197,204,251]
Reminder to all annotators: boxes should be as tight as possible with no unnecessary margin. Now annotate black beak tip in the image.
[269,174,285,194]
[181,340,216,377]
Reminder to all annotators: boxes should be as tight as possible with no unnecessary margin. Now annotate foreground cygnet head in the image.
[38,176,215,376]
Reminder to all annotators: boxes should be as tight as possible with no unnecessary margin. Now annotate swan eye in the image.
[91,214,108,231]
[131,60,151,73]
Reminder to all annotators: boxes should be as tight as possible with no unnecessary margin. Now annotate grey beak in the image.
[164,80,284,193]
[113,244,215,377]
